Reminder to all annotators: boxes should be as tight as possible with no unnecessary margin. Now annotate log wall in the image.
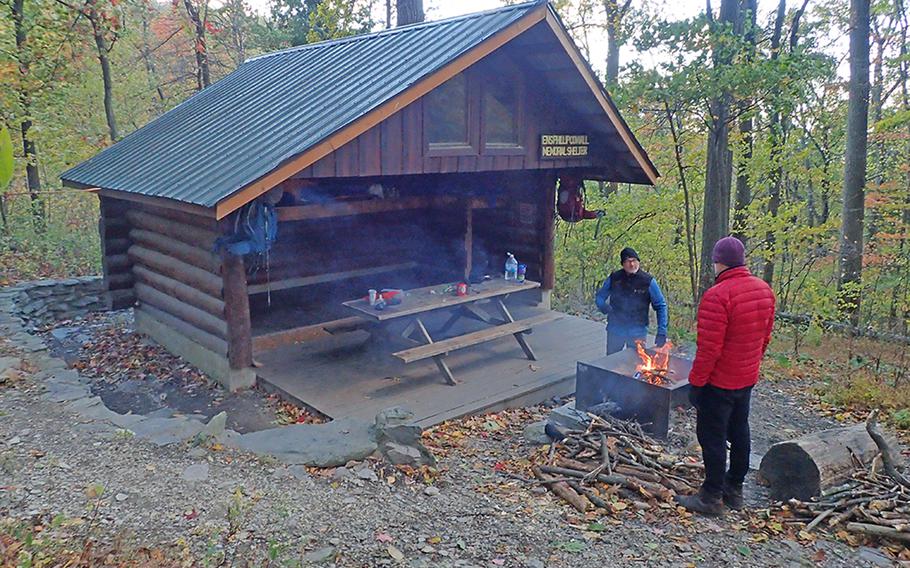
[98,198,254,377]
[98,196,136,310]
[122,204,231,357]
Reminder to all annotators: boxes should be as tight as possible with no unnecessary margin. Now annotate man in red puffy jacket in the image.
[676,236,776,516]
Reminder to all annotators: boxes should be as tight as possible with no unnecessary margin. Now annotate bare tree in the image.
[396,0,422,26]
[183,0,211,90]
[55,0,121,141]
[838,0,871,322]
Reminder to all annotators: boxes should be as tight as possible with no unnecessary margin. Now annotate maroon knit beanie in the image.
[712,236,746,267]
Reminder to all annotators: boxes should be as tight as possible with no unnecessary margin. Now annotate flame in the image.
[634,340,673,385]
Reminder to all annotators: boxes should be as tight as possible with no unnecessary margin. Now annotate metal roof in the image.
[61,1,544,209]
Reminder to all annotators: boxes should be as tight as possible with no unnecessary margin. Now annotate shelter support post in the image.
[221,252,253,371]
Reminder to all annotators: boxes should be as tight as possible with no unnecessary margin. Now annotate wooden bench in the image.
[393,312,563,364]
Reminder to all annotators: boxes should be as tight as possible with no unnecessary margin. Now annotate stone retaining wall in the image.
[1,276,108,327]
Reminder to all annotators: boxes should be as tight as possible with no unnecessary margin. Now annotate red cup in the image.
[456,282,468,296]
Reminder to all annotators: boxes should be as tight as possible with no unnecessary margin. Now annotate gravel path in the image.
[1,335,902,567]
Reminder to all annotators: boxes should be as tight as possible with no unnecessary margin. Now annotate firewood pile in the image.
[782,410,910,545]
[528,412,703,512]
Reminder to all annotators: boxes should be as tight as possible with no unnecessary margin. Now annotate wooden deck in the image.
[254,305,605,427]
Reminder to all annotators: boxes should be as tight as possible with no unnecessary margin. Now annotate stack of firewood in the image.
[528,413,703,512]
[783,410,910,544]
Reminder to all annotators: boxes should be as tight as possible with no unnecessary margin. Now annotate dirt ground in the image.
[1,312,908,566]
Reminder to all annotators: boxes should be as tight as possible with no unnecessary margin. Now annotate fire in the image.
[634,340,673,385]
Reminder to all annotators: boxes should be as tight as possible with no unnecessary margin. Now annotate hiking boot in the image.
[723,485,745,510]
[674,488,725,516]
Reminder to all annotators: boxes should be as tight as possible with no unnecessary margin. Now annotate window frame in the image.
[479,63,525,156]
[423,72,479,157]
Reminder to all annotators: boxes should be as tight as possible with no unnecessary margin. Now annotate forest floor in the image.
[1,311,909,567]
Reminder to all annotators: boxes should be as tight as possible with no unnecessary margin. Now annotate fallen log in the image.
[531,466,588,512]
[846,522,910,544]
[759,423,897,501]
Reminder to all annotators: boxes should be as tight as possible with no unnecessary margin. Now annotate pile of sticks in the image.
[528,412,703,512]
[784,410,910,544]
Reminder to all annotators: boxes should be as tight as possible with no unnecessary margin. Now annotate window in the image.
[481,66,524,154]
[425,73,472,150]
[483,80,521,147]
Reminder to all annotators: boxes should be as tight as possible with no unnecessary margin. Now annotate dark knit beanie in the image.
[712,236,746,267]
[620,247,640,264]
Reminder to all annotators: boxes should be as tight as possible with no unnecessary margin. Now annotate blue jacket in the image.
[595,270,668,338]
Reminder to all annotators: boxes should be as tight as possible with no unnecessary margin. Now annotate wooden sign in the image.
[540,134,589,159]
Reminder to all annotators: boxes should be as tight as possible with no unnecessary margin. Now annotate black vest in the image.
[608,269,653,329]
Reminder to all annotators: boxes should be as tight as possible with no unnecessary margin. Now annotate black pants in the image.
[693,384,753,496]
[606,331,644,355]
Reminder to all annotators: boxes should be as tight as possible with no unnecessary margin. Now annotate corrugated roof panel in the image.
[62,1,543,208]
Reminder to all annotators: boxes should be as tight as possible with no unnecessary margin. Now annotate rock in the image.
[41,383,91,403]
[423,486,440,497]
[547,402,589,431]
[373,407,436,467]
[374,407,423,446]
[0,357,22,374]
[288,465,311,480]
[202,412,227,437]
[332,467,352,481]
[356,466,378,482]
[182,463,210,482]
[115,492,128,502]
[302,546,336,564]
[129,417,206,446]
[382,442,432,466]
[856,547,894,568]
[188,447,207,458]
[522,421,551,445]
[236,418,377,468]
[524,559,545,568]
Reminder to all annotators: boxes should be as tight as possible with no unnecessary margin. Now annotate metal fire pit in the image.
[576,349,694,439]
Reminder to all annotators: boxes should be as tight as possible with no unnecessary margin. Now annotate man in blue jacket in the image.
[595,247,669,355]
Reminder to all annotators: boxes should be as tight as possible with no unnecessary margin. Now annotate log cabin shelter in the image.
[61,0,658,426]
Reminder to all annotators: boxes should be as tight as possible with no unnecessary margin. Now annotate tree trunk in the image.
[698,0,741,296]
[386,0,392,28]
[395,0,423,26]
[603,0,631,198]
[732,0,757,246]
[665,100,699,305]
[838,0,871,323]
[11,0,44,232]
[87,2,119,142]
[763,0,787,286]
[866,16,886,242]
[603,0,631,87]
[183,0,211,90]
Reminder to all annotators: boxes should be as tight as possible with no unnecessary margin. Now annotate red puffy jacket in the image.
[688,266,776,390]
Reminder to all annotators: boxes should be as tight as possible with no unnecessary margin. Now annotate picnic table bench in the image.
[342,279,562,385]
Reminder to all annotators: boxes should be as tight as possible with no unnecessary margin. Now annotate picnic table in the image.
[341,279,561,385]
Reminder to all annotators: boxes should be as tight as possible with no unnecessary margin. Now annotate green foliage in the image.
[0,123,12,191]
[892,409,910,430]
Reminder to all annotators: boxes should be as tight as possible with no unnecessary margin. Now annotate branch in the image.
[865,409,910,490]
